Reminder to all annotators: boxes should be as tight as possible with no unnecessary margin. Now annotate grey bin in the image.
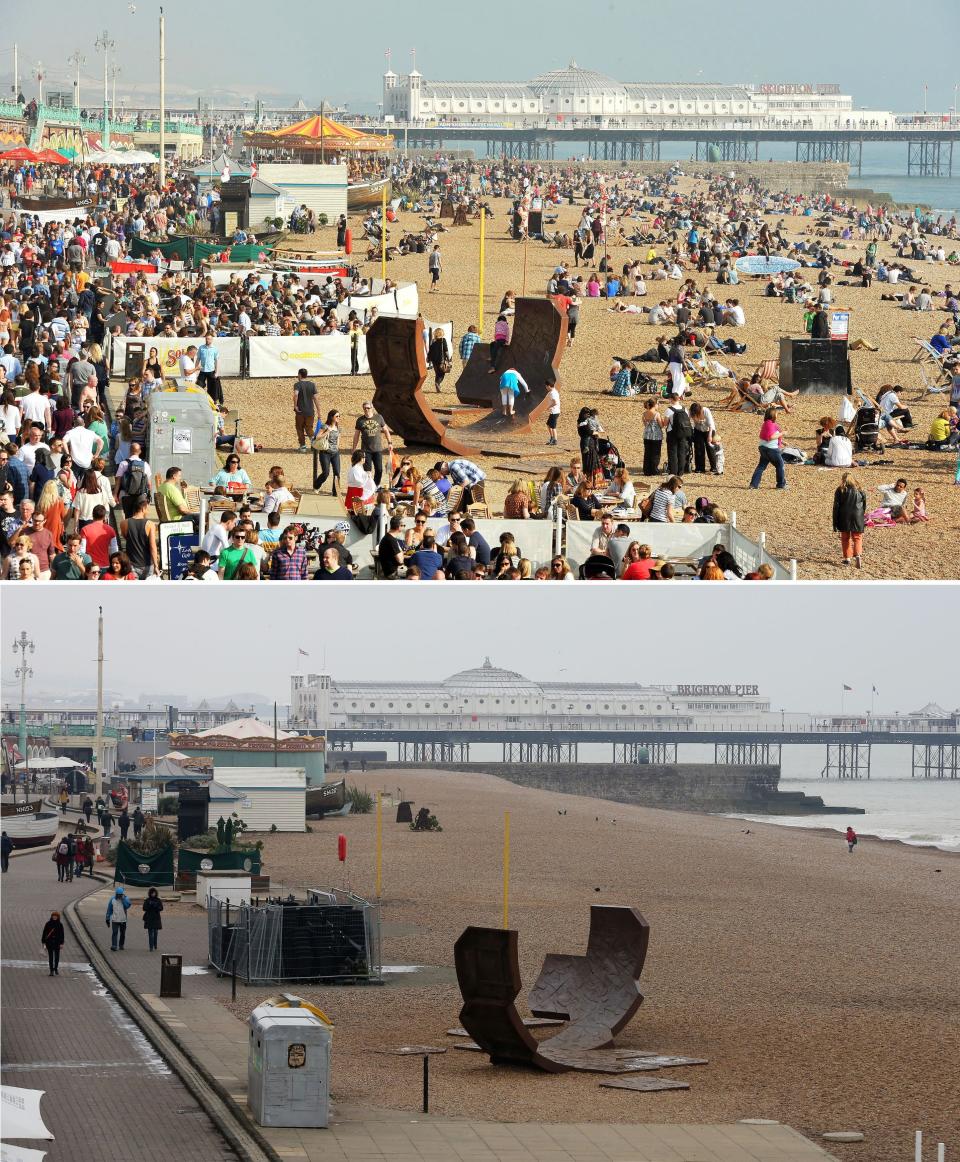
[248,1006,331,1128]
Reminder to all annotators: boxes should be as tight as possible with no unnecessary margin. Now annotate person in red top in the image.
[100,551,138,580]
[620,543,657,580]
[80,504,117,568]
[25,509,55,578]
[845,826,858,853]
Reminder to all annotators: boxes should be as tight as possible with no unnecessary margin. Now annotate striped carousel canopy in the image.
[250,114,393,151]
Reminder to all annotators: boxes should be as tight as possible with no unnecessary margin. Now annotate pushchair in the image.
[579,553,618,580]
[854,406,881,452]
[596,437,624,482]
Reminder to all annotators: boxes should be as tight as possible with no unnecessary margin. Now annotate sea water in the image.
[731,746,960,853]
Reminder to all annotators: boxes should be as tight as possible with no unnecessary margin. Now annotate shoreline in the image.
[721,813,960,858]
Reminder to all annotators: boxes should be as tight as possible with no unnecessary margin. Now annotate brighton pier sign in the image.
[677,685,759,696]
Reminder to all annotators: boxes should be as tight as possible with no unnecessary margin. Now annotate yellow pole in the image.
[381,180,388,284]
[478,207,486,336]
[502,810,510,929]
[375,791,383,898]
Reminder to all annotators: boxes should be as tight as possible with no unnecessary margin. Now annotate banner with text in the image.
[110,335,242,379]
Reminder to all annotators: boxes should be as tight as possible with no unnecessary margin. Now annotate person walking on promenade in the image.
[82,795,93,824]
[55,836,70,882]
[142,887,164,952]
[832,471,867,569]
[64,834,75,882]
[1,830,12,872]
[58,786,69,814]
[95,795,106,828]
[748,408,788,490]
[845,826,858,853]
[84,836,96,876]
[74,834,86,879]
[106,886,131,951]
[41,911,65,975]
[132,806,144,840]
[119,809,131,841]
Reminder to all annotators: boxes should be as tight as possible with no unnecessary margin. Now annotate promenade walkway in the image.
[67,882,838,1162]
[0,850,237,1162]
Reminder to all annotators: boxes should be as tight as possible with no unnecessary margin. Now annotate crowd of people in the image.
[0,146,956,580]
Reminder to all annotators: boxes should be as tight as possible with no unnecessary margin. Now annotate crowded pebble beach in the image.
[1,155,958,581]
[226,170,959,579]
[231,767,960,1162]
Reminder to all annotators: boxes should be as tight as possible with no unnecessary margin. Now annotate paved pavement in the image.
[0,851,237,1162]
[69,884,838,1162]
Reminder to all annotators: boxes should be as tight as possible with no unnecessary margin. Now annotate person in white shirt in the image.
[20,387,50,429]
[726,299,746,326]
[545,384,561,446]
[178,345,199,383]
[63,424,104,472]
[16,425,49,470]
[825,426,853,468]
[201,511,237,564]
[260,482,295,514]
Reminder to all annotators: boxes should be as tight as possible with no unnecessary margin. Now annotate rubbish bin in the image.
[248,1005,331,1128]
[160,954,182,998]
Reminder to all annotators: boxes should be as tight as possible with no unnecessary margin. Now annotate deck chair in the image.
[445,484,465,514]
[917,362,952,399]
[153,475,170,522]
[278,499,300,515]
[912,339,952,385]
[562,499,580,522]
[754,358,779,384]
[464,481,492,520]
[721,381,765,412]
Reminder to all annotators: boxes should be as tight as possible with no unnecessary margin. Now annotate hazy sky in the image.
[2,585,956,715]
[3,0,957,112]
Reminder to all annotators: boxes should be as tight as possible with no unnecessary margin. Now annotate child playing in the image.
[908,487,929,523]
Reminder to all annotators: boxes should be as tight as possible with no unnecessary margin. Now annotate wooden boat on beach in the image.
[17,195,91,212]
[305,779,352,818]
[1,796,59,848]
[348,176,391,210]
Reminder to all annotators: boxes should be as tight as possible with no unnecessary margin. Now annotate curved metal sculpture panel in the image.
[453,927,569,1072]
[365,298,567,461]
[366,315,448,451]
[528,905,649,1053]
[454,906,650,1073]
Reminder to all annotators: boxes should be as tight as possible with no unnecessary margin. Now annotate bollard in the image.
[422,1053,429,1113]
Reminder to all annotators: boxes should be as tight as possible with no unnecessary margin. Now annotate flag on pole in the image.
[843,684,853,691]
[872,685,878,694]
[298,648,309,657]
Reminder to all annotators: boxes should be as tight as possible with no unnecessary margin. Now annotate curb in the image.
[63,876,281,1162]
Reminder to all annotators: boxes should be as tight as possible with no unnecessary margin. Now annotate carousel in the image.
[243,114,394,209]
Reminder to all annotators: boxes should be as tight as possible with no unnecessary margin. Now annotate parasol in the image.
[33,148,70,165]
[0,146,41,163]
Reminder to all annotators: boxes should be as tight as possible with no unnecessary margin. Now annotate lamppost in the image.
[68,52,85,109]
[95,30,115,149]
[12,632,35,789]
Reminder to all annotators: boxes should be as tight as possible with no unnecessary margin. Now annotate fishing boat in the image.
[0,796,59,849]
[348,175,391,211]
[17,195,91,212]
[305,779,352,818]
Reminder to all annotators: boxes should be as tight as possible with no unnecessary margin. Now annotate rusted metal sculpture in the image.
[365,298,567,460]
[529,905,650,1054]
[453,927,569,1072]
[454,905,650,1073]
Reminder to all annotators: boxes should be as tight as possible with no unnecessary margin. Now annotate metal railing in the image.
[207,890,381,985]
[0,100,201,136]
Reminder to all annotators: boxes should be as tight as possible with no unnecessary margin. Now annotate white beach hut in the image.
[211,767,307,833]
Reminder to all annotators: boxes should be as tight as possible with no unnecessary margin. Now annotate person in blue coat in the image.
[106,885,131,951]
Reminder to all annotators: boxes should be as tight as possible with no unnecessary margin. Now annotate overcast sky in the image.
[2,585,956,715]
[3,0,956,112]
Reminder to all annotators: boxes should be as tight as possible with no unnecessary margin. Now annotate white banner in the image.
[334,282,419,324]
[247,333,369,378]
[111,335,242,380]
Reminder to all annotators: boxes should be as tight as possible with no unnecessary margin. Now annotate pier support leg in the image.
[824,742,872,779]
